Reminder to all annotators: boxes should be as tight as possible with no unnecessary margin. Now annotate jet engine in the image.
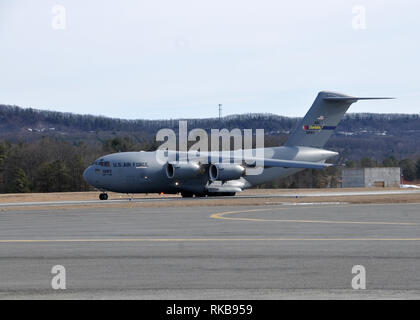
[209,163,245,181]
[165,162,202,179]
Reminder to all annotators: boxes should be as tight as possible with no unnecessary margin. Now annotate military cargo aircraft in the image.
[83,91,392,199]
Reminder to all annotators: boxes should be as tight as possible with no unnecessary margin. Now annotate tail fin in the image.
[284,91,394,148]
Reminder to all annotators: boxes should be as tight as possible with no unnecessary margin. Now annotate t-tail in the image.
[284,91,394,148]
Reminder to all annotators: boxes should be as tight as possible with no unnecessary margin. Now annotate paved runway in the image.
[0,203,419,299]
[1,188,420,208]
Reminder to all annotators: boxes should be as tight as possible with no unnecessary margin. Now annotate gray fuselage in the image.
[82,90,390,196]
[82,146,337,195]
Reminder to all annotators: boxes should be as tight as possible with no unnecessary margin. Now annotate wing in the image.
[174,151,333,169]
[247,158,333,169]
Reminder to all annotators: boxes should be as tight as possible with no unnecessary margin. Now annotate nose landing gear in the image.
[99,193,108,200]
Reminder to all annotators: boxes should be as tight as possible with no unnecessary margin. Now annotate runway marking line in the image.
[1,204,419,244]
[1,238,420,243]
[210,207,418,226]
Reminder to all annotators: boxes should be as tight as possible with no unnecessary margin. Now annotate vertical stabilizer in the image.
[284,91,393,148]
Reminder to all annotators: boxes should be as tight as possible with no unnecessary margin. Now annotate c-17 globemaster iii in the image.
[83,91,393,200]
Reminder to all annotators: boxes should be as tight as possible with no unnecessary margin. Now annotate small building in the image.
[341,167,401,188]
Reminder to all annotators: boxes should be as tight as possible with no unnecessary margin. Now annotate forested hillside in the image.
[1,104,419,193]
[1,104,420,159]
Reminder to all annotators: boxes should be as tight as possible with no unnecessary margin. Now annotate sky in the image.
[0,0,419,119]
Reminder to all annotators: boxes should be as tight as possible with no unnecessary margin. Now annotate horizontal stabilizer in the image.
[324,96,395,102]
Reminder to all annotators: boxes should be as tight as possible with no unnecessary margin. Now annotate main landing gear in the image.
[99,193,108,200]
[180,191,194,198]
[180,191,206,198]
[180,191,236,198]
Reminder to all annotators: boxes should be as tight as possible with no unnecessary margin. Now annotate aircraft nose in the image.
[83,166,92,184]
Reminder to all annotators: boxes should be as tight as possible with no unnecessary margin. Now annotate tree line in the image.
[1,136,420,193]
[0,136,157,193]
[2,104,420,161]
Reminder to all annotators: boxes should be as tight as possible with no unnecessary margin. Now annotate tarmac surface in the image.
[1,189,420,208]
[0,202,420,299]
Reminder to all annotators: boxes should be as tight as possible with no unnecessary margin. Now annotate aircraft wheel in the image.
[207,193,218,197]
[208,192,236,197]
[194,193,206,198]
[181,191,194,198]
[99,193,108,200]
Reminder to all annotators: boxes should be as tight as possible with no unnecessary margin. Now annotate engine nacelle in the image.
[209,163,245,181]
[166,162,201,179]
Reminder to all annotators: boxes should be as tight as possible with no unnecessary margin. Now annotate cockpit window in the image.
[104,161,110,167]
